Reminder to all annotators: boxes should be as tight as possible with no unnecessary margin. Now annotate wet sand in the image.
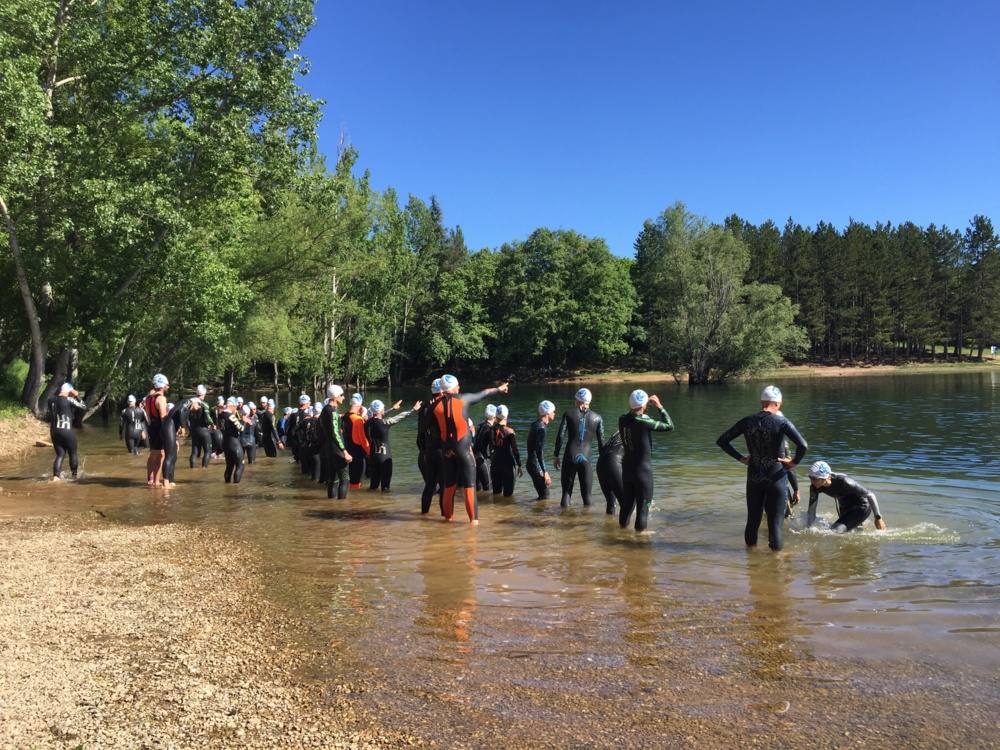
[0,516,416,749]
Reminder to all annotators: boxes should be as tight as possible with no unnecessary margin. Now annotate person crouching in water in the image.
[48,382,86,480]
[434,375,509,523]
[526,400,556,501]
[805,461,887,532]
[367,398,421,491]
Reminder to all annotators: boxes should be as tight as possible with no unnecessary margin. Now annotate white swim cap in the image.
[241,405,250,416]
[760,385,782,403]
[127,394,136,404]
[283,406,292,415]
[575,388,592,404]
[298,394,310,405]
[485,404,497,418]
[629,390,648,409]
[431,378,442,394]
[152,373,169,389]
[196,384,208,397]
[166,402,175,411]
[496,404,509,420]
[248,401,257,411]
[538,400,555,416]
[370,400,385,414]
[267,398,275,408]
[227,397,238,406]
[441,374,459,392]
[327,384,344,398]
[259,395,268,405]
[217,396,225,405]
[236,397,244,406]
[808,461,832,479]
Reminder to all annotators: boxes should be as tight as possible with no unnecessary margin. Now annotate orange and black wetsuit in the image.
[343,410,370,488]
[433,389,496,521]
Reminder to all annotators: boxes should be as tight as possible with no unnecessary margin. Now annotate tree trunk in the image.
[273,360,279,393]
[223,368,235,397]
[0,195,47,415]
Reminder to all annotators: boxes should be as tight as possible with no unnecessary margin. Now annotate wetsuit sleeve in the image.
[331,412,345,450]
[595,415,605,452]
[511,431,521,468]
[205,408,216,428]
[637,408,673,431]
[780,420,808,465]
[459,389,496,409]
[532,425,546,473]
[787,470,799,493]
[806,486,820,527]
[716,418,747,462]
[554,413,568,459]
[385,409,412,426]
[68,397,87,410]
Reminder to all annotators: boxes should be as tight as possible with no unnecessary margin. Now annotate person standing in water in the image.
[434,375,509,523]
[526,400,556,501]
[319,385,351,499]
[716,385,808,551]
[804,461,887,532]
[48,383,86,480]
[367,399,421,491]
[418,378,445,514]
[187,386,215,468]
[474,404,497,492]
[221,397,245,483]
[259,397,282,457]
[490,404,521,499]
[618,390,674,532]
[596,431,625,515]
[342,394,370,489]
[554,388,605,507]
[240,403,258,465]
[119,394,147,455]
[143,374,170,487]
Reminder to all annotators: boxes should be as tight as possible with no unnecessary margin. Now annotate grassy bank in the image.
[0,400,48,462]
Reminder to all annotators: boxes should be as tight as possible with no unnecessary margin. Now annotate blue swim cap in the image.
[485,404,497,418]
[808,461,832,479]
[496,404,509,420]
[575,388,592,404]
[431,378,442,394]
[629,390,648,409]
[151,373,169,389]
[283,406,292,415]
[370,399,385,414]
[227,397,238,406]
[351,392,364,405]
[441,374,459,392]
[538,400,555,416]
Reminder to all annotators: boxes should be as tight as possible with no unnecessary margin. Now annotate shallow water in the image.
[2,372,998,746]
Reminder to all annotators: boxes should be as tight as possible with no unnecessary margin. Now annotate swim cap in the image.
[431,378,443,394]
[808,461,832,479]
[485,404,497,418]
[283,406,292,415]
[259,396,268,405]
[496,404,509,420]
[127,394,136,405]
[167,402,175,411]
[538,400,555,416]
[760,385,782,403]
[241,405,250,416]
[298,394,310,405]
[350,392,364,405]
[267,398,275,408]
[236,397,244,406]
[152,373,168,389]
[227,397,238,406]
[248,401,257,411]
[370,399,385,414]
[575,388,592,404]
[327,384,344,398]
[217,396,225,406]
[196,384,207,397]
[441,374,459,392]
[629,389,648,409]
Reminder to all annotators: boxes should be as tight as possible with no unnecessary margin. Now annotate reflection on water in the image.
[1,372,998,744]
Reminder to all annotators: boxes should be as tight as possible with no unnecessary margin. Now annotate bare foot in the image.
[50,475,62,483]
[471,519,479,526]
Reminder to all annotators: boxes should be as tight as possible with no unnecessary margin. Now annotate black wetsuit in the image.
[211,407,226,454]
[342,412,369,486]
[259,409,280,457]
[285,407,306,462]
[119,406,146,455]
[618,407,674,531]
[161,401,187,483]
[491,425,521,498]
[320,404,348,499]
[240,413,257,465]
[48,395,84,478]
[554,407,605,507]
[807,473,882,532]
[296,413,319,478]
[716,411,808,551]
[418,398,444,514]
[222,411,245,483]
[474,420,495,491]
[188,404,215,468]
[596,431,625,515]
[526,418,550,500]
[144,394,165,451]
[367,410,413,491]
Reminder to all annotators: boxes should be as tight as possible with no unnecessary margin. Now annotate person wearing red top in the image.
[433,374,509,524]
[342,393,370,489]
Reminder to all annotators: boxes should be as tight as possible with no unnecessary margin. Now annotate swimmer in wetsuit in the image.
[474,404,497,492]
[490,404,521,498]
[805,461,887,532]
[143,373,171,487]
[240,403,258,465]
[418,379,445,514]
[526,400,556,500]
[367,399,420,491]
[48,383,86,480]
[119,394,147,455]
[342,393,370,489]
[596,431,625,515]
[221,397,245,483]
[434,375,509,523]
[319,385,351,498]
[716,385,808,551]
[258,397,282,457]
[618,390,674,531]
[188,386,215,468]
[554,388,605,507]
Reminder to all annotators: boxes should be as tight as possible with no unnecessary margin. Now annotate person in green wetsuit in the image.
[618,390,674,531]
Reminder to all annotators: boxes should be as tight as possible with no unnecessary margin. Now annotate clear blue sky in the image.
[299,1,1000,256]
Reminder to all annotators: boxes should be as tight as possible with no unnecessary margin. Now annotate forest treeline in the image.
[2,1,999,419]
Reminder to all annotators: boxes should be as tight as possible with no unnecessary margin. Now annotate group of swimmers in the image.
[45,376,888,548]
